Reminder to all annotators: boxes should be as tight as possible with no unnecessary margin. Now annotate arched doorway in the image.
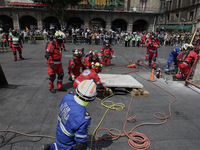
[44,16,60,30]
[67,17,84,28]
[19,16,37,30]
[89,18,105,28]
[0,15,13,32]
[111,19,127,32]
[133,19,148,32]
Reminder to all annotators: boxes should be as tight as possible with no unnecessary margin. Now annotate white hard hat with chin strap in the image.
[76,79,97,101]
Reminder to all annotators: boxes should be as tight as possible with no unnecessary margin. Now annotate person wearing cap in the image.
[40,79,97,150]
[9,30,24,61]
[82,50,101,70]
[68,49,84,81]
[164,44,188,74]
[176,44,198,80]
[44,31,67,93]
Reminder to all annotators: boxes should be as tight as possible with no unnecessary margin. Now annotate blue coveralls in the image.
[165,46,182,73]
[50,93,91,150]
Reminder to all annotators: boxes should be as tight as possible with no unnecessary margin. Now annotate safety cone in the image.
[127,63,136,68]
[149,68,155,81]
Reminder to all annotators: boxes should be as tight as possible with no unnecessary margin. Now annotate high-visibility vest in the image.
[12,35,19,44]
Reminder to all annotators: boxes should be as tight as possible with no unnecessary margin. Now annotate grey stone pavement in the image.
[0,41,200,150]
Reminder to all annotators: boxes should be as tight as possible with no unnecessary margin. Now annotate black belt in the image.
[53,59,61,62]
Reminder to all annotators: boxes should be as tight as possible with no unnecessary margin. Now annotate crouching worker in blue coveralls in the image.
[164,43,188,75]
[40,79,97,150]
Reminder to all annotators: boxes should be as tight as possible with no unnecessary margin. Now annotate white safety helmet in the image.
[76,79,97,101]
[182,43,188,50]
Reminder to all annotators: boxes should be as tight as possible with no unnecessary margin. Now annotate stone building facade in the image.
[158,0,200,32]
[0,0,163,32]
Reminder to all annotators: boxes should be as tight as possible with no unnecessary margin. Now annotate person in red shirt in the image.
[146,34,160,68]
[82,50,101,70]
[176,44,198,80]
[9,30,24,61]
[73,62,112,95]
[68,49,84,81]
[141,33,146,47]
[45,32,66,93]
[101,40,113,66]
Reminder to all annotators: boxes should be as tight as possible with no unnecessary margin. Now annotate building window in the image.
[178,0,181,8]
[190,11,194,21]
[192,0,196,5]
[139,0,147,12]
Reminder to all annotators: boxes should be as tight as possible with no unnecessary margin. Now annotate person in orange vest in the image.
[91,32,95,45]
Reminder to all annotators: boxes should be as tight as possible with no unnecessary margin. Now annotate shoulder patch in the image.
[85,111,91,120]
[83,70,91,76]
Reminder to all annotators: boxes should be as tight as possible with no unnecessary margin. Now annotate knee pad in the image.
[50,74,56,82]
[13,52,17,55]
[58,72,64,80]
[153,57,156,62]
[19,51,22,55]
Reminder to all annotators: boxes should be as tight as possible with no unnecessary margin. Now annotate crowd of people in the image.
[1,26,199,150]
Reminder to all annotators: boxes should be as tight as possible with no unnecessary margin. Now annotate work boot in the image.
[14,59,17,61]
[20,57,25,60]
[40,144,51,150]
[57,88,67,92]
[50,89,56,93]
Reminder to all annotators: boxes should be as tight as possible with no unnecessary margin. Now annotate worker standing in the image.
[40,79,97,150]
[101,40,113,66]
[9,30,24,61]
[45,32,67,93]
[0,28,7,52]
[146,33,160,68]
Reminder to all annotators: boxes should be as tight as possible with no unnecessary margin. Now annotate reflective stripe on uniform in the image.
[58,116,75,137]
[54,143,58,150]
[53,62,61,64]
[74,79,81,84]
[75,133,87,138]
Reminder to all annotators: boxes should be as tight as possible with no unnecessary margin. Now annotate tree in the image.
[32,0,82,29]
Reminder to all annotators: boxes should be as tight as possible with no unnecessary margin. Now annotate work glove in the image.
[155,45,159,48]
[21,45,23,49]
[71,75,75,81]
[110,55,113,59]
[105,88,113,95]
[50,63,55,70]
[10,46,12,48]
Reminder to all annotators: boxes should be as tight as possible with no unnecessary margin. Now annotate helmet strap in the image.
[76,94,89,106]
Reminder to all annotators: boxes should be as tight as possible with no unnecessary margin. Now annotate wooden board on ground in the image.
[131,88,150,97]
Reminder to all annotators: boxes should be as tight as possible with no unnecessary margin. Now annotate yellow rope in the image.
[90,93,125,149]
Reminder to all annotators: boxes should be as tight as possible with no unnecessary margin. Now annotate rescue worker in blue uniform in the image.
[164,44,188,74]
[40,79,97,150]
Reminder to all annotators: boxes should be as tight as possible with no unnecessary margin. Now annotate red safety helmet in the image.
[74,49,84,59]
[91,50,98,60]
[91,62,102,73]
[105,40,109,46]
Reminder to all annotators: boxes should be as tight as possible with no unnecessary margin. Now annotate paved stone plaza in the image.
[0,41,200,150]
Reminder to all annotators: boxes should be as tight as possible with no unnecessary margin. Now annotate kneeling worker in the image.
[40,79,97,150]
